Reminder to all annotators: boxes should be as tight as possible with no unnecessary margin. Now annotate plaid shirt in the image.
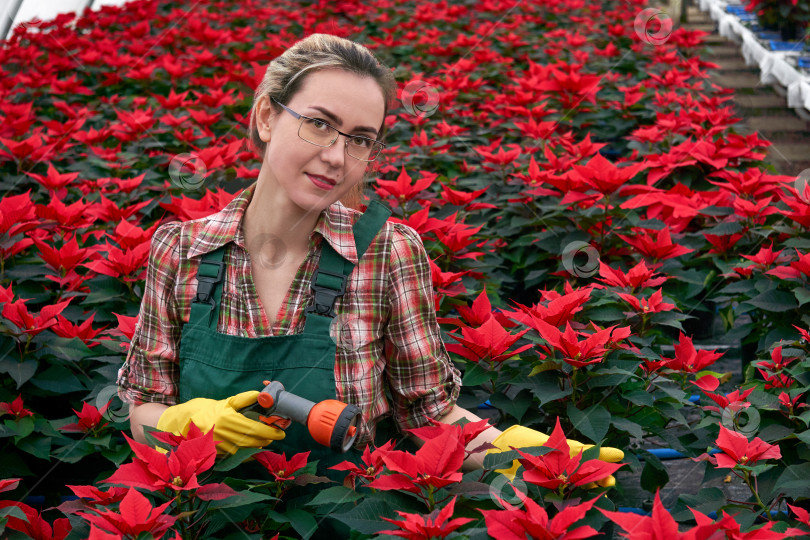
[117,183,461,446]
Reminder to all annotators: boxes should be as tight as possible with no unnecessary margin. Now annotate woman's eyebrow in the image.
[309,105,379,137]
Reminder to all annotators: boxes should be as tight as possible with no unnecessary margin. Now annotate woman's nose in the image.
[320,135,347,167]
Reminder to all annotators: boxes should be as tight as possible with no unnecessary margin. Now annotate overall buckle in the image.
[305,269,347,318]
[194,260,225,305]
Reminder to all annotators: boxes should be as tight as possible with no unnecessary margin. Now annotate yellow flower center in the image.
[172,476,184,486]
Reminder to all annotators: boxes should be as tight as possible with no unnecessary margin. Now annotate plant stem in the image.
[742,470,771,520]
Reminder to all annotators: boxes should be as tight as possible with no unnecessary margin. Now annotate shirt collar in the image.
[187,182,359,264]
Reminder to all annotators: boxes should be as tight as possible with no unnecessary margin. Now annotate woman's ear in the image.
[256,95,276,143]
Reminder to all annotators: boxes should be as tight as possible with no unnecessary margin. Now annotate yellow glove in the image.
[157,391,285,455]
[487,425,624,487]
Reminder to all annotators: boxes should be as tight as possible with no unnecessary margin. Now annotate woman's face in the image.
[257,68,386,216]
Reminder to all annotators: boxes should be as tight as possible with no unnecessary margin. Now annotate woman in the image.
[117,33,500,472]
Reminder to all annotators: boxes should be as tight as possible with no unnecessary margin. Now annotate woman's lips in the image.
[306,173,336,191]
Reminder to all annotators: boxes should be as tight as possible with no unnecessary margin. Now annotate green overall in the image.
[177,200,392,477]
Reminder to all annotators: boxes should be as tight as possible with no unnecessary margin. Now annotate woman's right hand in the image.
[133,391,286,454]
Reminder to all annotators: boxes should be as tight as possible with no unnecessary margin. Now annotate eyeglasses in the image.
[271,97,385,162]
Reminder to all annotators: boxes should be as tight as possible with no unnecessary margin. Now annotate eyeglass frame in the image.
[270,97,386,162]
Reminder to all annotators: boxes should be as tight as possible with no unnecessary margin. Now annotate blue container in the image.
[769,40,804,52]
[798,57,810,68]
[757,31,782,40]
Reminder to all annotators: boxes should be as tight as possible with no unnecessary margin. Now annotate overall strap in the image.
[190,245,227,328]
[305,201,392,327]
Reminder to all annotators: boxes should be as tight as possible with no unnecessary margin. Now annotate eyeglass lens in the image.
[298,118,382,161]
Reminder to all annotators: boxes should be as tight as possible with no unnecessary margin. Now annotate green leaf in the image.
[566,403,610,443]
[520,371,572,406]
[328,497,399,534]
[286,508,319,540]
[101,444,133,466]
[640,456,668,493]
[774,464,810,498]
[304,485,362,507]
[17,436,52,460]
[0,506,28,522]
[9,416,35,439]
[489,389,532,423]
[0,357,38,388]
[462,363,494,387]
[797,430,810,445]
[208,490,276,509]
[673,487,725,521]
[743,289,798,312]
[795,287,810,306]
[482,446,552,471]
[30,365,86,394]
[623,390,654,407]
[42,336,94,362]
[585,306,627,322]
[214,448,265,471]
[611,417,644,439]
[703,221,743,236]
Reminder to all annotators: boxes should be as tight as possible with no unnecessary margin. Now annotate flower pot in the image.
[681,301,717,340]
[780,21,799,41]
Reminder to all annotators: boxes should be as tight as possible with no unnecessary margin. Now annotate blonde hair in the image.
[247,34,397,209]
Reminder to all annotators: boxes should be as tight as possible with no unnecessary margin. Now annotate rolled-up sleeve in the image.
[384,223,461,431]
[117,221,183,406]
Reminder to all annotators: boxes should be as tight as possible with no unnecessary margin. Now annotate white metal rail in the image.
[1,0,130,41]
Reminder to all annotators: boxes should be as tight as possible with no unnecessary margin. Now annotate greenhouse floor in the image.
[682,1,810,177]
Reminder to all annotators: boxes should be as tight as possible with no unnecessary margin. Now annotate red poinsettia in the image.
[59,401,110,433]
[83,241,151,282]
[1,297,73,337]
[0,501,71,540]
[0,395,33,419]
[616,289,677,315]
[515,418,623,491]
[77,487,176,539]
[253,450,310,482]
[380,496,473,539]
[600,489,693,539]
[375,167,435,205]
[569,152,647,197]
[367,425,465,493]
[597,260,667,290]
[711,425,782,468]
[692,375,755,415]
[331,440,395,489]
[618,228,694,261]
[104,429,221,493]
[51,313,107,345]
[481,490,600,540]
[66,485,128,509]
[662,332,723,373]
[755,346,797,389]
[766,249,810,281]
[507,287,591,328]
[445,316,532,364]
[529,318,626,368]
